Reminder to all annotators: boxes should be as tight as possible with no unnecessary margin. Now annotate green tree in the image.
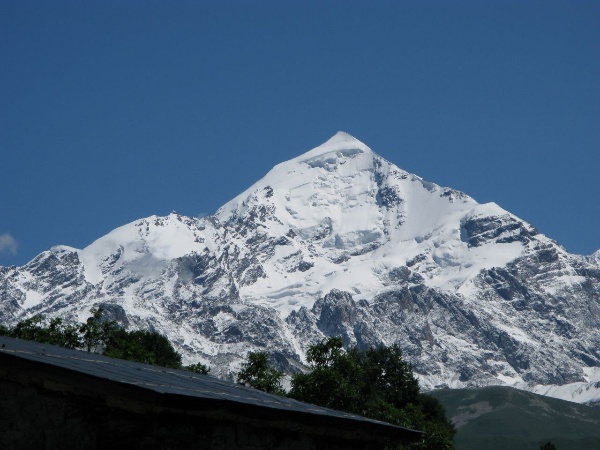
[9,315,80,349]
[184,362,210,375]
[78,307,118,353]
[540,442,557,450]
[103,328,182,368]
[237,351,285,395]
[3,308,189,371]
[291,337,362,411]
[46,317,81,349]
[289,337,455,450]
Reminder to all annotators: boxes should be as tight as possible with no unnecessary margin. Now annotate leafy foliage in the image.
[540,442,557,450]
[1,309,207,374]
[184,362,210,375]
[237,351,285,395]
[234,337,454,449]
[104,328,182,368]
[288,337,455,450]
[79,307,118,353]
[8,315,80,349]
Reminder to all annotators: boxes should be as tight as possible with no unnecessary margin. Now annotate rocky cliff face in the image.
[2,132,600,404]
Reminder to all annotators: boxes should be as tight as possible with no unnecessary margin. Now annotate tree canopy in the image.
[238,337,455,450]
[0,308,208,374]
[103,328,182,368]
[237,351,285,395]
[7,315,80,349]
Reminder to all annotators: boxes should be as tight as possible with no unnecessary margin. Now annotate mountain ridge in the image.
[2,132,600,406]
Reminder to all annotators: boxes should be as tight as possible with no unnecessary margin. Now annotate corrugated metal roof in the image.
[0,335,421,436]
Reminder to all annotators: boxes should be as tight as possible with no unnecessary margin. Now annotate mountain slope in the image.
[2,132,600,404]
[431,386,600,450]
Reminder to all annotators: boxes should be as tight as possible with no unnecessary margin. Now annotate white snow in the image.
[22,290,43,309]
[523,380,600,405]
[6,131,599,406]
[79,214,208,284]
[209,132,534,317]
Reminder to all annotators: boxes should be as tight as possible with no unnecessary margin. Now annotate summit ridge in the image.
[297,130,372,158]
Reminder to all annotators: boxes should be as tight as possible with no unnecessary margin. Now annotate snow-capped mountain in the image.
[2,132,600,405]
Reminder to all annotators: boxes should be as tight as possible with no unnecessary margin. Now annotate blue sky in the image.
[1,0,599,266]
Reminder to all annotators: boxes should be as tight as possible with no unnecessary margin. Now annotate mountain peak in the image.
[323,131,365,147]
[216,131,378,220]
[298,131,372,161]
[4,132,600,406]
